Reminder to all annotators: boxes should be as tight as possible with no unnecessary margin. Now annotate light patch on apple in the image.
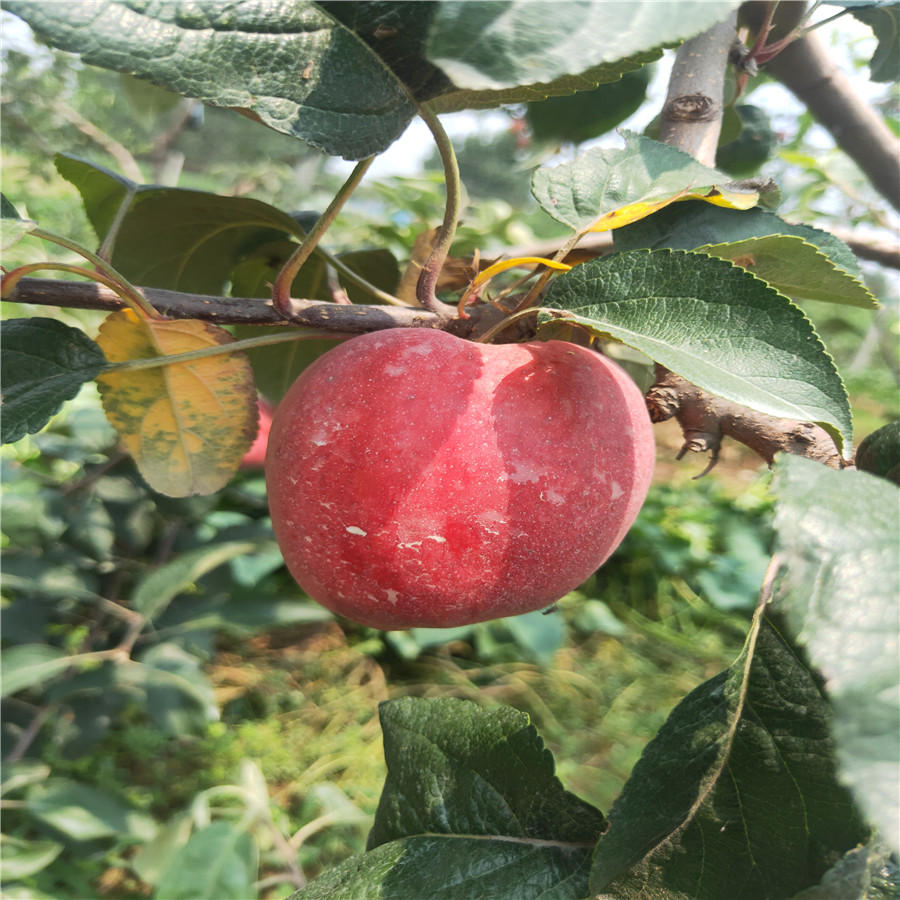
[345,526,368,536]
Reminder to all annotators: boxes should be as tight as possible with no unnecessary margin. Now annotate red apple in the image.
[240,399,275,469]
[266,329,654,630]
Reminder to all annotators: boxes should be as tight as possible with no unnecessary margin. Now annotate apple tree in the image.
[1,2,898,898]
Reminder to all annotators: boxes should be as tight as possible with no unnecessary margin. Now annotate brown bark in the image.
[645,366,843,472]
[4,276,499,340]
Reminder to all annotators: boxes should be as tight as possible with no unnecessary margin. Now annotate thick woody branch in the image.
[3,276,496,339]
[659,13,738,165]
[646,366,844,471]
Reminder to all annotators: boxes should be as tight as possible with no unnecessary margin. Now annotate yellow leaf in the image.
[587,196,683,233]
[587,184,760,233]
[96,310,258,497]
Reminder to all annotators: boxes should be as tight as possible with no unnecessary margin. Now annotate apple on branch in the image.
[266,330,655,630]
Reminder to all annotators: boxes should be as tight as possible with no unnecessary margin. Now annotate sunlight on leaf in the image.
[534,132,760,235]
[95,310,257,497]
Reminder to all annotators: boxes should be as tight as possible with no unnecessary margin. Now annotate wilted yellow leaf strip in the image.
[587,183,759,233]
[96,309,258,497]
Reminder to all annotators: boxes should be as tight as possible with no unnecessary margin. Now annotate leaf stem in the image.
[414,103,459,320]
[2,262,139,308]
[272,157,375,317]
[106,328,351,373]
[28,226,161,319]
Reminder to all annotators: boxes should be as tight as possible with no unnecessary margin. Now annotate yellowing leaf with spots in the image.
[532,130,760,234]
[96,310,258,497]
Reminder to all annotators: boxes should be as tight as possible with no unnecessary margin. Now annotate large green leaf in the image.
[426,1,739,91]
[697,235,878,307]
[54,154,137,241]
[5,1,416,160]
[614,201,863,278]
[292,697,606,899]
[771,455,900,855]
[531,131,756,233]
[323,0,660,115]
[1,318,109,445]
[590,610,867,898]
[541,249,852,457]
[56,155,305,293]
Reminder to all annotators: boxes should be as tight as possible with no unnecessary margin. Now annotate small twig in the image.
[4,705,56,763]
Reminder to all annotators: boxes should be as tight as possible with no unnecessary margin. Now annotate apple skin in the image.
[266,329,654,630]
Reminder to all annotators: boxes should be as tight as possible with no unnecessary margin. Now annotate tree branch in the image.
[659,14,737,165]
[3,276,498,339]
[646,366,842,471]
[743,3,900,210]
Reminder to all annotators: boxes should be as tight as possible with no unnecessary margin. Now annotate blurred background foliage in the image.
[1,11,897,898]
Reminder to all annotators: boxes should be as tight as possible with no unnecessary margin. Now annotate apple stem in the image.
[474,307,556,345]
[414,103,459,321]
[272,157,375,318]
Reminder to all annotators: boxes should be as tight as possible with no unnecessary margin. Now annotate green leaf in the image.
[369,697,606,849]
[771,455,900,854]
[291,835,595,900]
[1,193,37,250]
[25,778,156,843]
[531,131,756,233]
[715,104,775,177]
[855,420,900,484]
[0,835,63,881]
[115,655,219,735]
[590,611,868,899]
[852,4,900,82]
[316,1,451,103]
[526,67,652,147]
[430,53,662,115]
[1,645,73,697]
[613,201,863,279]
[426,1,739,92]
[154,822,258,900]
[336,248,401,304]
[295,696,605,898]
[5,1,416,160]
[130,540,261,621]
[56,156,306,293]
[696,235,878,307]
[1,318,109,445]
[55,153,137,241]
[541,249,852,457]
[1,761,52,798]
